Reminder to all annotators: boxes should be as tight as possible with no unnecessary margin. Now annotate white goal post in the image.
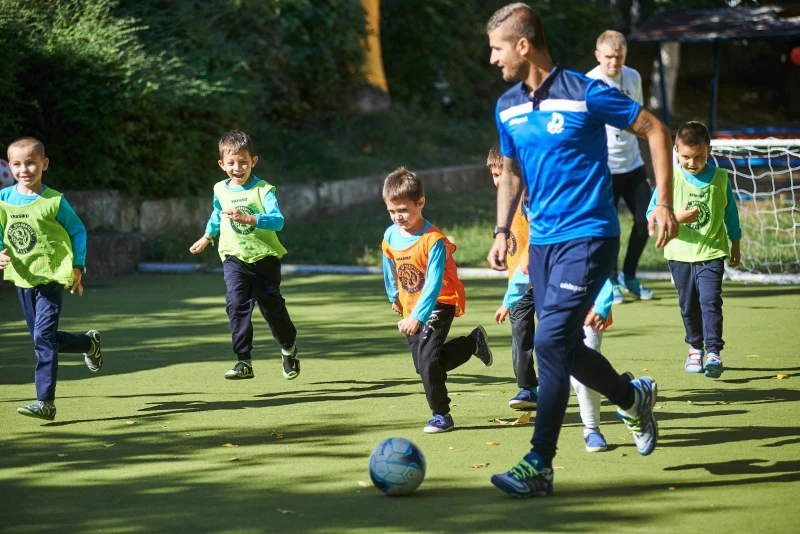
[710,138,800,284]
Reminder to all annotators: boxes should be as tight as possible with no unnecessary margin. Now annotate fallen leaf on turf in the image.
[357,480,371,488]
[183,433,191,437]
[686,458,693,461]
[515,412,532,424]
[687,400,693,404]
[654,406,663,410]
[58,454,68,457]
[277,509,295,515]
[469,463,489,469]
[228,457,240,462]
[620,453,627,457]
[271,432,284,439]
[125,421,136,425]
[642,368,648,372]
[451,404,459,407]
[470,393,489,396]
[553,466,566,470]
[746,354,759,358]
[500,390,508,394]
[222,443,238,448]
[103,443,116,448]
[164,421,172,425]
[363,449,372,454]
[714,400,731,405]
[486,441,500,446]
[776,374,790,380]
[449,446,456,451]
[389,405,397,408]
[668,487,676,491]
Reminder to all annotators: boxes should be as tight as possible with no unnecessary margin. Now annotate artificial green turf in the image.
[1,274,799,533]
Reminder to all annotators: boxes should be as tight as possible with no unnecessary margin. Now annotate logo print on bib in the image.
[546,112,564,134]
[506,232,518,257]
[397,263,425,294]
[685,201,711,230]
[231,205,256,235]
[8,222,37,254]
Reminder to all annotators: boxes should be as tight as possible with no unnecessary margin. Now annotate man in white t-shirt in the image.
[587,30,654,302]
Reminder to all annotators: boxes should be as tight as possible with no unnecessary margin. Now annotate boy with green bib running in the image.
[0,137,103,421]
[190,131,299,380]
[647,121,741,378]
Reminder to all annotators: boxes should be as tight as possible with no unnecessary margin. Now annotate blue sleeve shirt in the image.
[0,186,87,266]
[382,221,446,324]
[495,66,639,245]
[647,164,742,242]
[204,177,284,237]
[592,279,614,320]
[502,265,531,310]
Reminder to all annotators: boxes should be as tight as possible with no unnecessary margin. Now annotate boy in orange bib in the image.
[381,167,493,434]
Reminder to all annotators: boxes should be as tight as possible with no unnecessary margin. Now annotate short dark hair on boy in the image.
[486,3,547,50]
[383,166,424,202]
[219,131,254,159]
[676,121,711,148]
[8,137,46,159]
[487,142,503,168]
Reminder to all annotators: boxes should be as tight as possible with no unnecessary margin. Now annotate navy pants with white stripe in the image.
[17,282,92,402]
[528,237,634,466]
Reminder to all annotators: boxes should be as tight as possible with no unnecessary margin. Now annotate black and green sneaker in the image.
[224,360,254,380]
[84,330,103,372]
[281,347,300,380]
[17,401,56,421]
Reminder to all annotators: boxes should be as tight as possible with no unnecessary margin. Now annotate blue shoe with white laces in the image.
[616,377,658,456]
[491,451,554,498]
[508,388,537,411]
[584,428,608,452]
[423,414,454,433]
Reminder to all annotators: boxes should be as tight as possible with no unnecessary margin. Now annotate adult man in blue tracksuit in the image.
[484,3,678,498]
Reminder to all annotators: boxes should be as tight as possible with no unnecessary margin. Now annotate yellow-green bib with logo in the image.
[214,179,287,263]
[664,166,730,262]
[0,188,74,288]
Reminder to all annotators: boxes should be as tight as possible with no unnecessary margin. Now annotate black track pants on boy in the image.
[405,303,477,416]
[223,255,297,359]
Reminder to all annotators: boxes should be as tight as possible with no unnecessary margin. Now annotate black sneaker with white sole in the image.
[225,360,254,380]
[282,347,300,380]
[84,330,103,372]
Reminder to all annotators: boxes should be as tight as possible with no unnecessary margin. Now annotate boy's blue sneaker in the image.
[619,274,654,300]
[17,401,56,421]
[470,326,493,367]
[84,329,103,372]
[225,360,254,380]
[612,284,625,305]
[508,388,537,411]
[704,353,724,379]
[423,414,454,434]
[616,377,658,456]
[685,349,704,373]
[584,428,607,452]
[491,451,554,498]
[281,346,300,380]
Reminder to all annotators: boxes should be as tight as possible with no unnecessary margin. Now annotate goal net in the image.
[710,138,800,284]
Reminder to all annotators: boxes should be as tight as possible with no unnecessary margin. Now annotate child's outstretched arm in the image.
[382,253,400,308]
[191,194,221,254]
[723,176,742,268]
[585,279,613,332]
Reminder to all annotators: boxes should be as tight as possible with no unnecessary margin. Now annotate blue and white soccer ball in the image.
[368,437,426,496]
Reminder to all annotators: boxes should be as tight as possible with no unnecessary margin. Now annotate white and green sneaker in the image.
[18,401,56,421]
[281,346,300,380]
[225,360,254,380]
[84,330,103,372]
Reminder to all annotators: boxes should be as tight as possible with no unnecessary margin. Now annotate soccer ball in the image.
[368,437,426,496]
[0,159,13,189]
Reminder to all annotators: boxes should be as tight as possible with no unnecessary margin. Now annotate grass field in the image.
[1,274,799,533]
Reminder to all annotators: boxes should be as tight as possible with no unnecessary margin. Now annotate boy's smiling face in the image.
[219,149,258,187]
[385,197,426,235]
[675,141,711,175]
[7,145,48,194]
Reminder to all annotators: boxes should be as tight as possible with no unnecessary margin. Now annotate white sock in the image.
[281,345,296,356]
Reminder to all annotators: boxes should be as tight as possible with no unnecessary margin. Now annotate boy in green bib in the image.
[646,122,741,378]
[190,131,299,380]
[0,137,103,421]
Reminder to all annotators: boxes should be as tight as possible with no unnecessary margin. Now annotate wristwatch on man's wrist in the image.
[493,226,509,238]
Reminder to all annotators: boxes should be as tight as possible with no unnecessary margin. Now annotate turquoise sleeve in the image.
[592,279,614,320]
[502,265,531,310]
[724,180,742,242]
[256,190,285,231]
[645,187,658,220]
[55,197,87,266]
[410,239,445,324]
[383,253,399,303]
[204,194,222,237]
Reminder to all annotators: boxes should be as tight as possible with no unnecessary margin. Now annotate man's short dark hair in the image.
[486,3,547,50]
